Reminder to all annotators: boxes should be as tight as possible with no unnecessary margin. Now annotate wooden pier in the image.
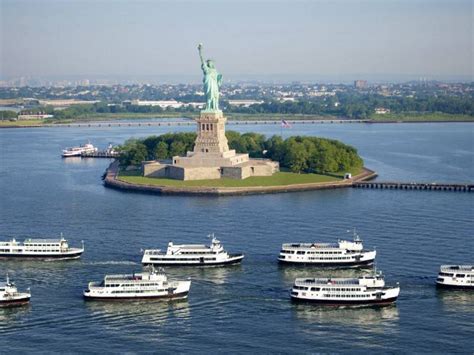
[81,151,120,158]
[353,181,473,192]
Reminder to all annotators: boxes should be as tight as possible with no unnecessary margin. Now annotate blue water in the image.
[0,122,473,353]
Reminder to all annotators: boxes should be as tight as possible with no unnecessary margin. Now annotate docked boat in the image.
[290,271,400,306]
[0,275,31,307]
[436,265,473,289]
[0,235,84,259]
[142,234,244,266]
[83,267,191,300]
[278,231,376,267]
[61,142,97,157]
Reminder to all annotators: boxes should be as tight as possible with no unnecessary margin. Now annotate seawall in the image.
[103,160,377,196]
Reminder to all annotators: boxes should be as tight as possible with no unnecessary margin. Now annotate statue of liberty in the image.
[198,43,222,111]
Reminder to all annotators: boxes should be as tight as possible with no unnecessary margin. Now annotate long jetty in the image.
[31,119,371,129]
[353,181,473,192]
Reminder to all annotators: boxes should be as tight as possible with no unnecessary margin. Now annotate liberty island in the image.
[141,44,279,181]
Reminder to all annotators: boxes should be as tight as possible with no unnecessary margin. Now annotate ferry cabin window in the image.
[439,272,455,277]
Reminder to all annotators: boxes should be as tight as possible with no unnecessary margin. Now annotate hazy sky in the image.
[1,0,472,82]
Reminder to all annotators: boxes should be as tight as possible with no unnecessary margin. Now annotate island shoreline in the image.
[103,160,377,196]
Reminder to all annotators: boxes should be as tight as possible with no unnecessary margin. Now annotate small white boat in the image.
[142,234,244,266]
[83,267,191,300]
[0,274,31,307]
[278,230,376,267]
[62,142,97,157]
[436,265,473,289]
[290,270,400,306]
[0,235,84,260]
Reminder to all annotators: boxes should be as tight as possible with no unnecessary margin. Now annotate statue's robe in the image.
[202,65,221,110]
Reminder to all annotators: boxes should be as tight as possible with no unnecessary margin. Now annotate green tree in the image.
[0,110,18,120]
[284,140,309,173]
[118,139,148,166]
[154,141,169,159]
[169,141,187,157]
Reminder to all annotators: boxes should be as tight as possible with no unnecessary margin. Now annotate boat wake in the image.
[86,260,138,266]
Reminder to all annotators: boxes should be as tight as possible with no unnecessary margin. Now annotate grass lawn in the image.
[369,112,474,122]
[117,170,348,188]
[0,119,44,127]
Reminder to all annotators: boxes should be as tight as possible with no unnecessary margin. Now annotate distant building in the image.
[279,97,296,102]
[17,113,54,120]
[187,102,205,109]
[38,99,100,107]
[308,91,336,97]
[130,100,182,108]
[126,100,204,109]
[227,100,263,107]
[374,107,390,114]
[354,80,368,89]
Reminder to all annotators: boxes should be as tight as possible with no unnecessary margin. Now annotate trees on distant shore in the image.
[0,110,18,119]
[225,95,474,118]
[9,90,473,121]
[118,131,363,174]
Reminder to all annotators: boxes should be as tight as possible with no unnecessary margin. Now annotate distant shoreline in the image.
[1,116,473,129]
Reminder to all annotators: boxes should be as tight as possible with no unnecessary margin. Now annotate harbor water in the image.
[0,122,473,353]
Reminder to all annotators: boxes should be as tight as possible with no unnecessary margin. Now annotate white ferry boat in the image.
[0,235,84,259]
[83,267,191,300]
[278,231,376,267]
[142,234,244,266]
[62,142,97,157]
[436,265,473,289]
[290,271,400,306]
[0,275,31,307]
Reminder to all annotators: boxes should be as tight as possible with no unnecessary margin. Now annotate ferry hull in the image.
[83,291,189,301]
[436,282,473,290]
[291,295,398,306]
[143,254,244,267]
[0,251,83,260]
[278,258,374,268]
[0,297,30,307]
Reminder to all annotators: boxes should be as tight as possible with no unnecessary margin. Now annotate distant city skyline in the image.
[1,0,472,83]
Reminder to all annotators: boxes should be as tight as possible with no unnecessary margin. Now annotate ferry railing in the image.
[295,278,360,286]
[440,265,473,273]
[143,249,162,255]
[282,243,338,249]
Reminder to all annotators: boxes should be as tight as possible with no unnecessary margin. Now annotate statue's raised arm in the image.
[197,43,221,111]
[198,43,206,70]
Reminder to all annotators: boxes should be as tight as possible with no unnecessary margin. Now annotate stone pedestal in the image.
[173,110,250,169]
[192,110,229,154]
